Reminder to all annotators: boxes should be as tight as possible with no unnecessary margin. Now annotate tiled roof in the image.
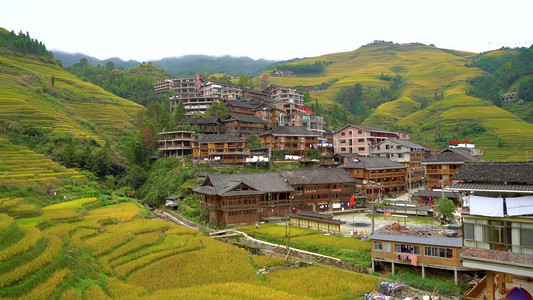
[462,247,533,266]
[224,99,257,109]
[179,116,221,125]
[279,168,357,185]
[195,134,244,144]
[193,172,294,196]
[223,113,265,124]
[448,182,533,193]
[422,148,480,164]
[259,126,320,137]
[451,161,533,183]
[371,224,462,247]
[338,156,407,170]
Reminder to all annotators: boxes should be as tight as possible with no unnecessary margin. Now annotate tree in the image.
[260,74,269,89]
[205,101,229,119]
[172,101,187,125]
[237,74,250,88]
[434,197,456,223]
[106,61,115,71]
[246,133,261,149]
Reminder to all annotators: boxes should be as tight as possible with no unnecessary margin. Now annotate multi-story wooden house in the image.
[178,116,221,135]
[422,148,480,190]
[371,139,430,188]
[157,130,195,157]
[276,102,325,136]
[339,156,407,202]
[371,223,470,284]
[222,113,266,138]
[193,133,248,164]
[263,85,304,106]
[333,125,401,156]
[448,162,533,300]
[193,168,357,225]
[259,126,320,153]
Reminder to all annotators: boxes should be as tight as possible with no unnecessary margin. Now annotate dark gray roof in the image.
[375,138,427,150]
[451,161,533,183]
[338,156,407,170]
[224,99,257,109]
[193,172,294,196]
[289,213,345,225]
[223,113,265,124]
[179,116,221,125]
[259,126,320,137]
[279,168,357,185]
[195,133,244,144]
[413,190,460,199]
[422,148,480,164]
[371,225,462,247]
[448,182,533,193]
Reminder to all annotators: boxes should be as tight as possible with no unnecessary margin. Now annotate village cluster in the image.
[155,77,533,300]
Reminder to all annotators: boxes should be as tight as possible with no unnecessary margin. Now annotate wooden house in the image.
[371,223,470,284]
[178,116,221,135]
[193,134,248,164]
[259,126,320,154]
[193,168,358,225]
[422,148,480,190]
[222,113,266,138]
[448,162,533,300]
[339,156,407,202]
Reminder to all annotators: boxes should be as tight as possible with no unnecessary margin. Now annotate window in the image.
[464,224,474,240]
[358,130,362,134]
[424,246,453,258]
[358,147,365,151]
[377,146,381,150]
[341,132,345,136]
[373,241,391,252]
[340,147,346,152]
[349,131,353,135]
[340,139,346,144]
[398,153,403,158]
[394,243,420,255]
[358,139,364,142]
[521,229,533,247]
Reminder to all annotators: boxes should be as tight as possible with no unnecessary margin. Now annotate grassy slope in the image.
[0,54,143,144]
[0,197,378,299]
[268,43,533,160]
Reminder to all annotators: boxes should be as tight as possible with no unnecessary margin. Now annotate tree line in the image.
[0,30,53,58]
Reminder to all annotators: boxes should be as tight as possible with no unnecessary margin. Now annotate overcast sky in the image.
[2,0,533,61]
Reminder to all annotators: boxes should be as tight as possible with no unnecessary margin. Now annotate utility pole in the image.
[371,186,375,234]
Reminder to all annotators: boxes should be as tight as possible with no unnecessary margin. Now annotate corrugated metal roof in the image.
[370,225,462,247]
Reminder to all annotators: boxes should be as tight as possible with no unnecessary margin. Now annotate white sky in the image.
[2,0,533,61]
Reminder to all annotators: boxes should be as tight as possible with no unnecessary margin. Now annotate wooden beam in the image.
[486,270,495,300]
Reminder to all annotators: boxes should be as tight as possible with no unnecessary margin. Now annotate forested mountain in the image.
[53,50,141,69]
[267,41,533,160]
[55,51,277,78]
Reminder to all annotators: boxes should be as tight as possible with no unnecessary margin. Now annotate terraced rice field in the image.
[0,138,84,185]
[0,196,379,299]
[0,55,143,144]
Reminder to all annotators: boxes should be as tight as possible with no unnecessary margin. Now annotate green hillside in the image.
[0,54,143,144]
[268,42,533,160]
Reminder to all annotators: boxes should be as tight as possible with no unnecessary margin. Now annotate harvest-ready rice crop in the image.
[0,234,61,288]
[99,232,161,274]
[127,237,255,290]
[0,225,41,263]
[293,234,371,251]
[0,214,14,232]
[17,268,70,300]
[115,237,203,279]
[250,254,287,269]
[82,285,110,300]
[59,289,81,300]
[240,223,318,238]
[263,266,378,299]
[106,277,147,299]
[42,197,98,211]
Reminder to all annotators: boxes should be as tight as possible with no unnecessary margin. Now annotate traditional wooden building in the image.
[339,156,407,202]
[178,116,221,135]
[278,168,357,213]
[157,130,195,157]
[422,148,480,190]
[371,223,470,284]
[193,134,248,164]
[222,113,266,138]
[333,124,401,156]
[448,162,533,300]
[320,153,359,168]
[259,126,320,153]
[371,139,430,188]
[193,168,357,225]
[289,211,345,234]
